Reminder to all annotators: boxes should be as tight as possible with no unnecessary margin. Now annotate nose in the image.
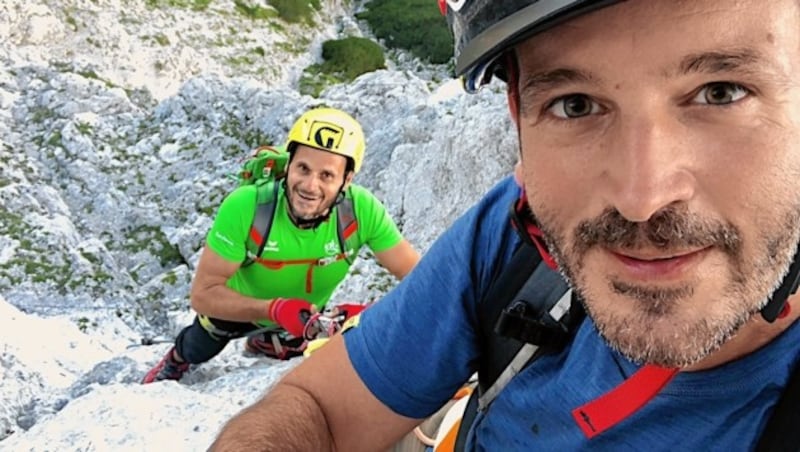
[296,173,321,193]
[603,112,696,222]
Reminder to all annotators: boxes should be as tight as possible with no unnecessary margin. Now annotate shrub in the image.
[320,37,385,79]
[299,37,385,97]
[357,0,453,64]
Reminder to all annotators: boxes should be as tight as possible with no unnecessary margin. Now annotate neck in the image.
[286,205,330,230]
[684,295,800,372]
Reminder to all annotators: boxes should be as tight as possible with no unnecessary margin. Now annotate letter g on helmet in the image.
[440,0,622,92]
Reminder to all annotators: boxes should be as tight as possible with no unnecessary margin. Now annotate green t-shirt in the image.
[205,183,403,327]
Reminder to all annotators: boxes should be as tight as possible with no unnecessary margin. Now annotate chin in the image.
[583,283,754,368]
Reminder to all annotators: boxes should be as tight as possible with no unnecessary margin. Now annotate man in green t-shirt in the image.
[142,107,419,384]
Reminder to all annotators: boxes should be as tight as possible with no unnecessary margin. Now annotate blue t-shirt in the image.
[344,175,800,450]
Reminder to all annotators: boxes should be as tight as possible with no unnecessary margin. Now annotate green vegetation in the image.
[76,122,93,136]
[64,10,79,31]
[299,37,385,97]
[162,271,178,285]
[150,33,171,46]
[358,0,453,64]
[0,207,25,237]
[122,225,184,268]
[145,0,212,10]
[267,0,320,24]
[320,37,385,79]
[76,317,89,332]
[234,0,278,20]
[77,70,116,88]
[219,115,274,150]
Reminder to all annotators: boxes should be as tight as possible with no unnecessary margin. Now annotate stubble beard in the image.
[287,184,330,222]
[534,204,800,368]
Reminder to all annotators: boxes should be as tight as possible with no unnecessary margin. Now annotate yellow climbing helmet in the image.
[286,107,366,174]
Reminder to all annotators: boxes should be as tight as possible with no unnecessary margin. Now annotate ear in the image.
[514,161,524,186]
[342,171,355,190]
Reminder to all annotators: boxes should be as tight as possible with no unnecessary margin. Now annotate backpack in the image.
[234,145,359,293]
[446,198,800,452]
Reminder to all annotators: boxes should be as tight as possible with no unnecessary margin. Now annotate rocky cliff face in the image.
[0,0,516,448]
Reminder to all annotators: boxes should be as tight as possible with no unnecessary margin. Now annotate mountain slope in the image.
[0,0,516,447]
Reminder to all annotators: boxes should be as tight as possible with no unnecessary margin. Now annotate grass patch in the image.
[267,0,320,24]
[77,70,116,88]
[358,0,453,64]
[299,68,343,98]
[234,0,278,20]
[76,122,93,136]
[145,0,212,10]
[122,225,184,268]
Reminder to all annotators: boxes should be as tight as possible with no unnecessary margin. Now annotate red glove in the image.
[268,298,313,337]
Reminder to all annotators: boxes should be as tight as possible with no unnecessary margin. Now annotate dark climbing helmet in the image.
[440,0,622,92]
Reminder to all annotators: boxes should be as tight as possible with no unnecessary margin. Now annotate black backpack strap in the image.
[243,180,280,267]
[755,361,800,452]
[454,243,581,450]
[476,243,545,389]
[453,242,541,451]
[453,217,584,450]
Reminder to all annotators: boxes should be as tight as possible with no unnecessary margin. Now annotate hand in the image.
[302,303,368,340]
[268,298,313,337]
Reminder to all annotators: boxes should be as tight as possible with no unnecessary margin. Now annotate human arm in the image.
[190,246,312,335]
[192,186,314,327]
[374,239,420,280]
[212,176,522,450]
[349,186,420,279]
[209,334,422,452]
[189,245,273,322]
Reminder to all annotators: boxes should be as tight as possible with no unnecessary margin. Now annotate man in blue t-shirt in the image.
[211,1,800,450]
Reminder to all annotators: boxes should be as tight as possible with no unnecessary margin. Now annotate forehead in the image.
[292,144,347,169]
[515,0,799,74]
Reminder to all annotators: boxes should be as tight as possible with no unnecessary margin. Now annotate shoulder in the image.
[480,175,520,213]
[344,184,387,215]
[464,175,521,237]
[345,183,379,203]
[224,184,260,204]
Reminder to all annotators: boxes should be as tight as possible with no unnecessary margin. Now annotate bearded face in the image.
[513,0,800,367]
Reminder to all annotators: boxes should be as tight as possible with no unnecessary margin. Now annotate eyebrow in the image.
[519,67,597,98]
[520,49,763,92]
[675,48,763,76]
[517,47,773,114]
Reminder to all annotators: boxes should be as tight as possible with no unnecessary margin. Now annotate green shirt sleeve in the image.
[349,184,403,254]
[205,185,258,263]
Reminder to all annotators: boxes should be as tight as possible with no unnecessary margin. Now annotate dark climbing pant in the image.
[174,316,260,364]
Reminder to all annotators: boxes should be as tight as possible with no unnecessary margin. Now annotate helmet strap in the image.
[505,51,521,124]
[282,177,348,230]
[505,51,525,165]
[761,239,800,322]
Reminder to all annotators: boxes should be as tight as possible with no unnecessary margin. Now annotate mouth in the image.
[295,191,320,203]
[605,247,711,281]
